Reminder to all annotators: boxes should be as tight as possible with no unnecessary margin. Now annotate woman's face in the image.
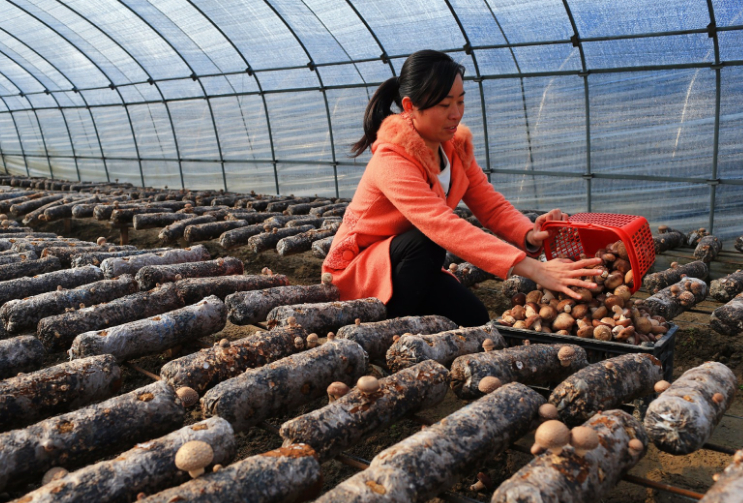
[406,73,465,152]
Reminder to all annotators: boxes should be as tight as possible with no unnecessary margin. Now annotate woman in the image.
[322,50,600,327]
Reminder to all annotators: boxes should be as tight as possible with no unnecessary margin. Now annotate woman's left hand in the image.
[526,208,569,249]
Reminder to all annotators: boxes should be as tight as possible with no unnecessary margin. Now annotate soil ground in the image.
[4,216,742,502]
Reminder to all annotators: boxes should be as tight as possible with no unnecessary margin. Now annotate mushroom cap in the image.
[176,387,199,408]
[477,376,502,394]
[175,441,214,473]
[357,375,379,394]
[306,333,319,346]
[570,426,599,452]
[321,272,333,285]
[557,346,576,366]
[628,438,644,454]
[42,466,68,485]
[327,381,351,399]
[293,336,304,349]
[654,380,671,393]
[538,403,559,420]
[96,237,107,246]
[535,420,571,450]
[482,338,496,351]
[712,392,725,404]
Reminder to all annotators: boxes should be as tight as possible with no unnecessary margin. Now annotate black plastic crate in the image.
[494,323,677,382]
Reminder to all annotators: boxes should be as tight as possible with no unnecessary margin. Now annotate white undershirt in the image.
[437,145,451,195]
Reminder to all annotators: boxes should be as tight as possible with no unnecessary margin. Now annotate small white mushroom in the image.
[321,272,333,285]
[533,420,571,455]
[357,375,379,394]
[175,440,214,478]
[176,387,199,408]
[477,376,502,394]
[327,381,350,402]
[570,426,599,457]
[41,466,68,485]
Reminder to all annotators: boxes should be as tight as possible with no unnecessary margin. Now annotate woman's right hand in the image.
[511,256,603,300]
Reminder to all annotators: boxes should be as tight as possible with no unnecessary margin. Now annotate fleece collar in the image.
[372,113,474,178]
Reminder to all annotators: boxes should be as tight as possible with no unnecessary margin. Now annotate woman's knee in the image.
[390,227,445,268]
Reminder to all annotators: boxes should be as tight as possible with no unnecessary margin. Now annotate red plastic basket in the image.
[542,213,655,293]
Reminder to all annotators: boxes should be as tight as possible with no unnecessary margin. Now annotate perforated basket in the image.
[542,213,655,293]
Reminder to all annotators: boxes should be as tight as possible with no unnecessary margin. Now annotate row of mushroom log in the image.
[1,175,742,502]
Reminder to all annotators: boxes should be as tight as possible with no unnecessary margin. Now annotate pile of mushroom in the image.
[496,239,671,345]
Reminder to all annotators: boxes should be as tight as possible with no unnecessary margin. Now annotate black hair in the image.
[350,50,466,157]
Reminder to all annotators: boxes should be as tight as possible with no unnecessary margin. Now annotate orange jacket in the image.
[322,113,534,303]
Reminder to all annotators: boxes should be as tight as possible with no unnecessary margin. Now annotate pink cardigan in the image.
[322,113,534,303]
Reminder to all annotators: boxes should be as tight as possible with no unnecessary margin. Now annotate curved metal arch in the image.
[442,0,491,180]
[0,32,80,180]
[0,55,52,178]
[560,0,591,210]
[344,1,396,77]
[481,1,536,175]
[300,0,371,101]
[262,0,339,197]
[181,1,281,194]
[7,0,150,184]
[56,0,185,189]
[116,0,227,191]
[0,94,29,176]
[706,0,721,233]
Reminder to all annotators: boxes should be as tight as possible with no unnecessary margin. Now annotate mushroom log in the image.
[315,382,545,503]
[0,275,138,333]
[0,265,104,308]
[158,215,216,242]
[0,354,121,432]
[226,283,340,326]
[336,314,457,361]
[451,343,589,399]
[174,273,289,304]
[0,380,184,491]
[100,245,210,278]
[246,225,316,254]
[710,292,743,336]
[276,226,339,257]
[549,353,664,426]
[202,339,367,432]
[160,325,308,393]
[643,260,709,293]
[710,270,743,303]
[37,282,184,352]
[280,360,449,461]
[644,362,737,454]
[0,335,45,379]
[70,248,172,268]
[693,235,723,263]
[266,297,386,336]
[0,256,61,282]
[135,256,244,291]
[698,449,743,502]
[138,444,321,503]
[638,277,708,320]
[8,417,235,503]
[491,410,648,503]
[70,295,227,361]
[386,324,504,373]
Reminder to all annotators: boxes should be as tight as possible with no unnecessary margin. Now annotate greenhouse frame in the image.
[0,0,742,238]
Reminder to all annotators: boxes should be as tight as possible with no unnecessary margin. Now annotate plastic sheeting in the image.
[0,0,741,238]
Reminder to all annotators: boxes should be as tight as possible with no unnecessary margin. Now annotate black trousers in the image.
[385,227,490,327]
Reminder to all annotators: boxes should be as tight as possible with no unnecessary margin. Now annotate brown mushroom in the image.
[538,403,559,421]
[613,258,631,274]
[96,237,107,246]
[712,393,725,404]
[576,325,594,338]
[556,299,575,313]
[552,312,575,332]
[654,380,671,393]
[534,420,571,455]
[478,376,502,394]
[557,346,577,367]
[175,441,214,478]
[525,290,543,304]
[593,325,612,341]
[294,336,305,350]
[628,438,644,456]
[470,472,493,492]
[539,305,558,323]
[591,305,608,320]
[327,381,350,402]
[357,375,379,394]
[511,305,526,321]
[321,272,333,285]
[614,284,632,302]
[573,288,593,303]
[482,338,496,352]
[604,272,624,291]
[511,292,526,307]
[176,387,199,408]
[306,333,319,348]
[570,426,600,456]
[326,331,336,340]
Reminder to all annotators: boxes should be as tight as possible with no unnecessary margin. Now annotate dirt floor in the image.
[4,216,743,502]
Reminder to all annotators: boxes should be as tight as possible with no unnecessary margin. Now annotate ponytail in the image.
[350,77,400,157]
[350,50,465,157]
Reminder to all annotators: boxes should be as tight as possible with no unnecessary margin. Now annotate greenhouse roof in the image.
[0,0,741,237]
